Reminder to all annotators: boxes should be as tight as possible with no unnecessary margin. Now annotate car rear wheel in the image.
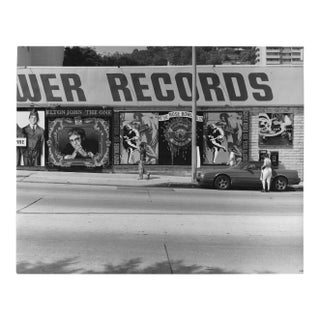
[214,175,231,190]
[273,176,288,191]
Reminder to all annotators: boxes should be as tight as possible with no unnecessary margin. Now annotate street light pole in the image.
[191,46,197,183]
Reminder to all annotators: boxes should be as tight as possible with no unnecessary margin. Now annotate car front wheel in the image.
[214,175,231,190]
[273,176,288,191]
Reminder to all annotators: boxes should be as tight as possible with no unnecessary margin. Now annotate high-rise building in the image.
[255,47,303,65]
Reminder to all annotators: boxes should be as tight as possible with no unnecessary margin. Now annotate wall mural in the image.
[120,112,159,164]
[203,112,248,165]
[17,109,45,167]
[159,111,203,165]
[46,108,112,168]
[259,113,293,146]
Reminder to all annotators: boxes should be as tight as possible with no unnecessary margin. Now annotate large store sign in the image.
[17,66,303,106]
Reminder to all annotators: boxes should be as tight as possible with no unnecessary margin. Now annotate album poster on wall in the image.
[17,109,45,167]
[259,113,293,146]
[202,111,249,165]
[119,112,159,164]
[46,108,112,168]
[158,111,203,165]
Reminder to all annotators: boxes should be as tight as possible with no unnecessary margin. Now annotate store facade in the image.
[16,65,304,179]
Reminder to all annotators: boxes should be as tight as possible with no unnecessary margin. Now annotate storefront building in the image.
[16,65,304,180]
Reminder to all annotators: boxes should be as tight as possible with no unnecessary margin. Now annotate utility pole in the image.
[191,46,197,183]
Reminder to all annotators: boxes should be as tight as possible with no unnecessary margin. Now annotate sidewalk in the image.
[16,170,196,188]
[16,170,303,190]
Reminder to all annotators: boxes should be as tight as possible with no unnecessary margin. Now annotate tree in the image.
[63,47,103,66]
[63,46,256,66]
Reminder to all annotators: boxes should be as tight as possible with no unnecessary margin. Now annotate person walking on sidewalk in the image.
[138,142,151,180]
[260,152,272,192]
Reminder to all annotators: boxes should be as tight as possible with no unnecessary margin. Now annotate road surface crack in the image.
[164,243,174,274]
[17,197,43,213]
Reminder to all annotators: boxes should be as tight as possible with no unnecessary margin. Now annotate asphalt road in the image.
[16,182,303,274]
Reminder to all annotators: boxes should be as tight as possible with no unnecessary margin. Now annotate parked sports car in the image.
[196,161,300,191]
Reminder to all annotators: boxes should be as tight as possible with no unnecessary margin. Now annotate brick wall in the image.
[249,106,304,181]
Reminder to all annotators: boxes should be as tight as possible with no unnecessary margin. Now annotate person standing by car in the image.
[138,142,151,180]
[261,153,272,192]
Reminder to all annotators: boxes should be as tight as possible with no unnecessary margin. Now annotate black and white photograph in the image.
[5,2,320,319]
[16,46,304,275]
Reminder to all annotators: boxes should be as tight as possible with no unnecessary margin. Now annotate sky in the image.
[93,46,146,55]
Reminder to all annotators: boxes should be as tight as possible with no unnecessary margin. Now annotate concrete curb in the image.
[16,170,303,191]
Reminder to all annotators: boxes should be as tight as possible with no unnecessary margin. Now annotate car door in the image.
[231,162,261,188]
[244,162,262,187]
[227,164,255,187]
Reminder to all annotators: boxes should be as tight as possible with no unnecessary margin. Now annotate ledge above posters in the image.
[46,107,112,168]
[17,65,303,107]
